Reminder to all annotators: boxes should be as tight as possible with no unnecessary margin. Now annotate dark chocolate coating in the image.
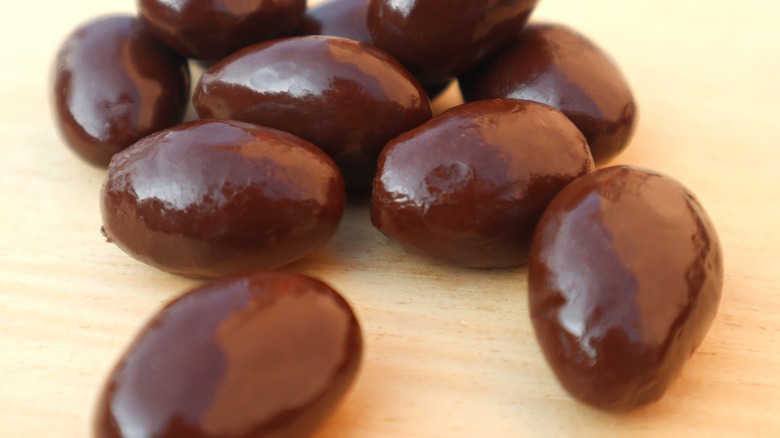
[138,0,306,60]
[297,0,450,100]
[298,0,372,43]
[371,99,594,268]
[459,23,637,165]
[194,36,432,189]
[528,166,723,411]
[367,0,539,84]
[52,15,190,168]
[94,271,363,438]
[100,119,345,278]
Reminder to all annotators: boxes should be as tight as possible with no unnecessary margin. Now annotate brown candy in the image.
[298,0,372,44]
[193,36,432,189]
[528,166,723,411]
[100,119,345,278]
[94,271,363,438]
[367,0,539,84]
[52,15,190,167]
[297,0,451,101]
[138,0,306,60]
[459,23,638,164]
[371,98,594,268]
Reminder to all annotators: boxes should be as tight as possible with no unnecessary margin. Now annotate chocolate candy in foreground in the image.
[52,15,190,167]
[138,0,306,60]
[528,166,723,411]
[94,271,363,438]
[194,36,432,189]
[371,99,594,268]
[100,119,345,278]
[460,23,637,165]
[368,0,539,84]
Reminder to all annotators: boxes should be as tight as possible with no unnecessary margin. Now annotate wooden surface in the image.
[2,0,779,436]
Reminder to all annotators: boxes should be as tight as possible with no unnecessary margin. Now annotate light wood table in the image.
[2,1,779,436]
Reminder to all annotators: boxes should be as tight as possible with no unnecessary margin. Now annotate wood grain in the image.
[1,1,779,436]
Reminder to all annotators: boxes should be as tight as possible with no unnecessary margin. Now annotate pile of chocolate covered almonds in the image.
[51,0,723,436]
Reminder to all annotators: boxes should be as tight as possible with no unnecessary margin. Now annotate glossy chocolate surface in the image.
[371,99,594,268]
[194,36,432,189]
[460,23,637,165]
[297,0,450,101]
[138,0,306,60]
[94,271,363,438]
[100,119,345,278]
[298,0,372,44]
[52,15,190,167]
[367,0,539,84]
[528,166,723,411]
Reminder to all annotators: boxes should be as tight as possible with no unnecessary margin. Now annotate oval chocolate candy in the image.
[460,23,638,165]
[138,0,306,60]
[371,98,594,268]
[367,0,539,84]
[100,119,345,278]
[94,271,363,438]
[52,15,190,167]
[528,166,723,411]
